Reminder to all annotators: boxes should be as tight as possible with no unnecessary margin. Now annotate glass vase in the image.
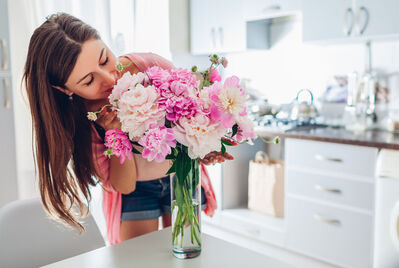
[171,158,201,259]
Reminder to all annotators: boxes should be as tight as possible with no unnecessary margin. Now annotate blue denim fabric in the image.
[121,176,206,221]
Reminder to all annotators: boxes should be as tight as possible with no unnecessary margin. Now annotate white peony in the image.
[173,113,226,159]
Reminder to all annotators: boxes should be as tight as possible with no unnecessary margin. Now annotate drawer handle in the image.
[314,184,342,194]
[314,154,343,163]
[245,228,260,236]
[314,214,341,225]
[3,78,11,109]
[0,39,9,70]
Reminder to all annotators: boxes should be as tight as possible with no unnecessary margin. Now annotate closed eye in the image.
[85,75,94,86]
[100,57,109,66]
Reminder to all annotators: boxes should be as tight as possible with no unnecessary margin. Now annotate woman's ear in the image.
[52,85,73,96]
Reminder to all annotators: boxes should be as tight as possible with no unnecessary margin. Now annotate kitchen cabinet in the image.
[243,0,300,20]
[190,0,246,55]
[302,0,399,43]
[189,0,301,54]
[285,138,377,268]
[0,0,18,207]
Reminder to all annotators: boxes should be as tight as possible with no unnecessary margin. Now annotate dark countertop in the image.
[255,126,399,150]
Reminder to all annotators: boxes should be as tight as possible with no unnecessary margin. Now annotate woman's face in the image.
[64,39,119,100]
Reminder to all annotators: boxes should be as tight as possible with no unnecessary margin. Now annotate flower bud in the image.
[221,57,228,68]
[87,112,97,121]
[116,62,124,72]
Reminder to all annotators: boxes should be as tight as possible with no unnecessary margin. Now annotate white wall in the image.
[223,18,399,106]
[170,12,399,108]
[8,0,41,199]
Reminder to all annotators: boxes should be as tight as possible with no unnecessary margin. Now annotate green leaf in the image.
[131,144,141,155]
[165,154,175,160]
[221,144,226,155]
[175,151,191,186]
[231,124,239,137]
[221,139,233,146]
[173,178,184,214]
[166,160,177,175]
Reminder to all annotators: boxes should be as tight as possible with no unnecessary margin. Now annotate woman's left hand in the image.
[200,137,238,165]
[200,151,234,165]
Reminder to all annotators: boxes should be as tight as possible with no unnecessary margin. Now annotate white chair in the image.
[0,197,105,268]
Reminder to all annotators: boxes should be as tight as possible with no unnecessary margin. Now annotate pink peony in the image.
[108,72,147,106]
[234,116,257,145]
[146,66,170,88]
[163,95,199,123]
[169,68,198,88]
[118,83,165,139]
[104,129,133,164]
[138,124,176,162]
[173,113,227,159]
[210,67,221,83]
[207,76,247,128]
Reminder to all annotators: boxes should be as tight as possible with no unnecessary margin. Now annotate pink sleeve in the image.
[91,125,122,245]
[200,163,217,217]
[122,52,175,71]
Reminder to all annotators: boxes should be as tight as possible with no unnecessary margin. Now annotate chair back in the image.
[0,198,105,268]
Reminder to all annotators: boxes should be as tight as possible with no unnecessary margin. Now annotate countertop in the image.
[256,125,399,150]
[42,227,293,268]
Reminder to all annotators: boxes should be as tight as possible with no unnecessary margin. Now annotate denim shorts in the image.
[121,175,207,221]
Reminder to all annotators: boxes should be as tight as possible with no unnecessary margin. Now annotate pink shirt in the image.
[92,53,217,244]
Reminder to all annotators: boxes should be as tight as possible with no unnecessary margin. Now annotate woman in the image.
[23,13,232,244]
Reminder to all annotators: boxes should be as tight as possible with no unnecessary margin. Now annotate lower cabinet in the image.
[286,196,373,268]
[285,138,377,268]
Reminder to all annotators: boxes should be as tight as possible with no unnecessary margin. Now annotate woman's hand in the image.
[200,137,238,165]
[201,151,234,165]
[95,107,121,131]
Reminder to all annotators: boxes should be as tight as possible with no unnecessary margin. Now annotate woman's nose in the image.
[101,69,117,86]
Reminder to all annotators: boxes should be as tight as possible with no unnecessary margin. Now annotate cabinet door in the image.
[244,0,300,19]
[217,0,245,53]
[0,75,18,207]
[302,0,355,42]
[0,0,10,73]
[0,0,18,207]
[190,0,220,54]
[190,0,245,54]
[354,0,399,38]
[286,196,373,268]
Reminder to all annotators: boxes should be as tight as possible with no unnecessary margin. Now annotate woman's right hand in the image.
[95,107,121,131]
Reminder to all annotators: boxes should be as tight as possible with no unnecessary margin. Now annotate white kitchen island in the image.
[42,227,293,268]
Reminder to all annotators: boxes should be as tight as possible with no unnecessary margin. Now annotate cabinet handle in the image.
[3,78,11,109]
[211,27,216,49]
[314,154,343,163]
[314,214,341,225]
[218,27,224,48]
[0,39,9,71]
[343,7,354,36]
[262,5,281,12]
[314,184,342,194]
[245,228,260,236]
[356,6,369,35]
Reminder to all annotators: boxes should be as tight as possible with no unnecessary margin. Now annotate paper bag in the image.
[248,151,284,217]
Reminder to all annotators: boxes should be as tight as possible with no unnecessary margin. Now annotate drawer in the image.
[286,169,374,211]
[286,196,372,268]
[285,138,378,179]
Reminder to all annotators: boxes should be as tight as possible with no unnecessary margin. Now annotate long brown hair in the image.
[23,13,100,231]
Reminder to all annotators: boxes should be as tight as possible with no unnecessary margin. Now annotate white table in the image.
[43,228,293,268]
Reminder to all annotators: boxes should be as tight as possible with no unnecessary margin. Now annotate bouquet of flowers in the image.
[88,54,274,258]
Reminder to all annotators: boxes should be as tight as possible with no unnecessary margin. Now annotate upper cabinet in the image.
[189,0,301,55]
[302,0,399,43]
[243,0,300,20]
[190,0,246,55]
[0,0,10,73]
